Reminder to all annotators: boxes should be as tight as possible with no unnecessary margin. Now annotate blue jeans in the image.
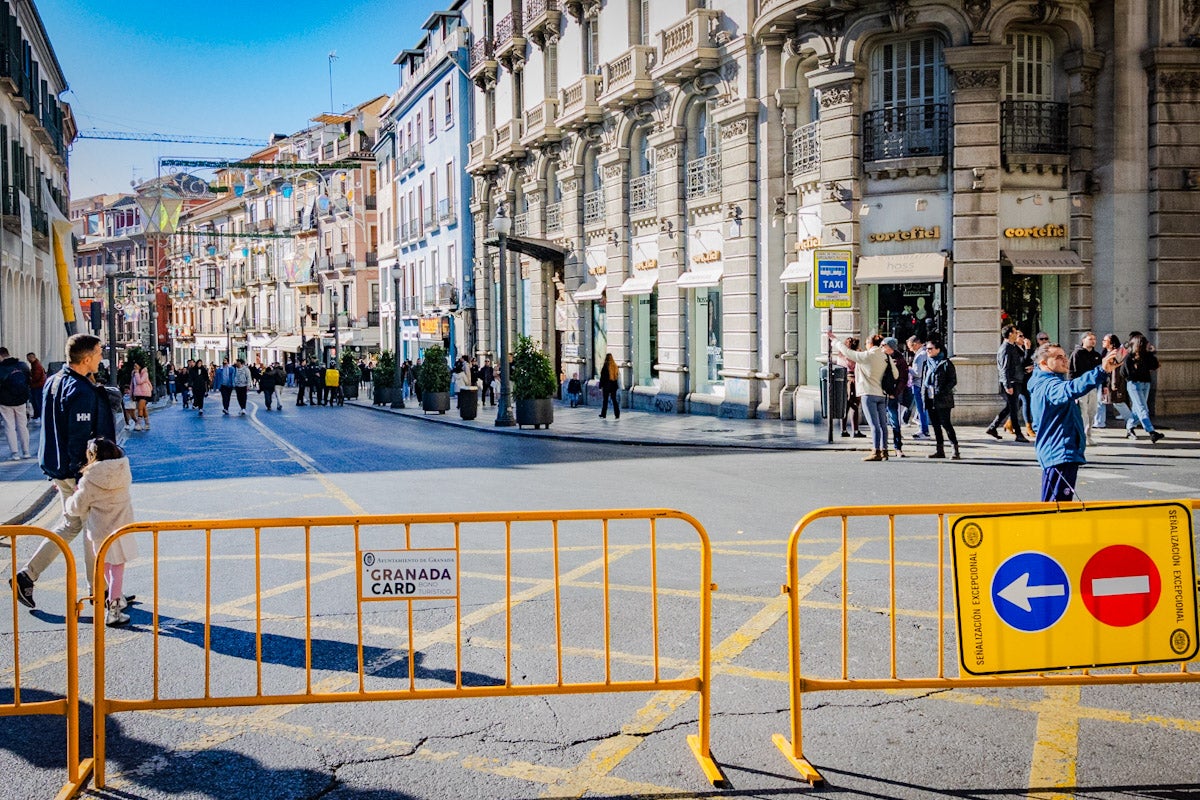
[1125,381,1155,433]
[908,386,930,435]
[862,395,888,452]
[886,397,905,451]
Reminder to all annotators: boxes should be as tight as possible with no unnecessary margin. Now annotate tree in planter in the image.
[418,346,451,394]
[511,335,556,400]
[336,352,358,400]
[373,350,395,404]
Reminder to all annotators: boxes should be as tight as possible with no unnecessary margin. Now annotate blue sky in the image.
[38,0,450,197]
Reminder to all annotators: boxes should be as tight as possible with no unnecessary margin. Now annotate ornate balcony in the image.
[629,173,657,215]
[545,202,563,233]
[1001,101,1069,157]
[686,152,722,199]
[791,120,820,177]
[862,103,949,163]
[600,46,657,110]
[583,189,604,225]
[466,133,498,175]
[652,9,724,83]
[524,0,561,49]
[557,74,604,131]
[495,10,526,71]
[562,0,600,24]
[468,38,497,90]
[493,118,526,162]
[522,98,562,147]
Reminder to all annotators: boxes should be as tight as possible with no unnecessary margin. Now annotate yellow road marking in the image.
[1028,685,1081,799]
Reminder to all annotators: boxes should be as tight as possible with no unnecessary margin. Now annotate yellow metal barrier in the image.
[774,500,1200,786]
[2,525,94,800]
[93,509,723,787]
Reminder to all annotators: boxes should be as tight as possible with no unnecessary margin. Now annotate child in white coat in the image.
[65,438,137,626]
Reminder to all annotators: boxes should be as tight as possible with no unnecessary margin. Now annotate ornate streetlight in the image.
[491,204,514,427]
[391,263,405,409]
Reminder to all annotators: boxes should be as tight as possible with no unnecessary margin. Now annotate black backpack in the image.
[880,353,898,397]
[0,364,30,405]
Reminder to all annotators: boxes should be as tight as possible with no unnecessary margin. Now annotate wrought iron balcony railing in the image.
[1001,100,1069,156]
[862,103,949,162]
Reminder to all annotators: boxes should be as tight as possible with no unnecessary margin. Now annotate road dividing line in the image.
[247,402,366,514]
[1028,685,1081,800]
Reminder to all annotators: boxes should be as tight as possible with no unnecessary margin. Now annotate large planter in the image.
[458,387,479,420]
[341,382,359,400]
[515,398,554,429]
[373,385,395,406]
[422,391,451,414]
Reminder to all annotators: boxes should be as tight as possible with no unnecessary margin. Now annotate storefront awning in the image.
[619,270,659,295]
[267,335,304,352]
[573,277,607,302]
[856,252,948,284]
[676,264,724,289]
[779,260,813,285]
[1002,249,1084,275]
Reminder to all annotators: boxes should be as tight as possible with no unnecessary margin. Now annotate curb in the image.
[344,398,862,452]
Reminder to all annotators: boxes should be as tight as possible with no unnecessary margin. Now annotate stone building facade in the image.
[464,0,1199,420]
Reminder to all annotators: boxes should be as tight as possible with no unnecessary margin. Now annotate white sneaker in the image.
[105,603,130,627]
[10,454,20,461]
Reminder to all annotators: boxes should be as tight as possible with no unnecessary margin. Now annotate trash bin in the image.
[819,364,848,420]
[458,386,479,420]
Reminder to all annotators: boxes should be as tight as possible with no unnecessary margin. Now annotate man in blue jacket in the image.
[10,334,116,609]
[1028,340,1120,502]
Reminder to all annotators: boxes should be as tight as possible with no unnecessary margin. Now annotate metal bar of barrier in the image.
[773,500,1200,787]
[92,509,724,787]
[1,525,94,799]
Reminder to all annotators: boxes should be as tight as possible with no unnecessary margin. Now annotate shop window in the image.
[633,289,658,386]
[874,282,946,345]
[692,287,722,393]
[592,299,608,378]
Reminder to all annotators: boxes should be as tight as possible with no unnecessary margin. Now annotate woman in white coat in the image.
[827,331,898,461]
[65,438,138,626]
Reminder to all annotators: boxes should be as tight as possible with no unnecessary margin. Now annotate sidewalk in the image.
[346,391,1200,452]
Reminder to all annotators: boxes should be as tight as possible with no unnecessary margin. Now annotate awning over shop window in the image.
[1002,249,1084,275]
[619,270,659,295]
[856,252,948,284]
[573,277,607,302]
[676,264,724,289]
[267,335,304,352]
[779,260,813,285]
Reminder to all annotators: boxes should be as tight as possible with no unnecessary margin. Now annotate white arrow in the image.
[998,572,1067,612]
[1091,575,1150,597]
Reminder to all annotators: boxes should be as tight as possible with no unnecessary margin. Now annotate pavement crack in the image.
[807,688,952,711]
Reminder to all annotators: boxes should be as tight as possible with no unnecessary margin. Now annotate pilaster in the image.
[647,126,687,408]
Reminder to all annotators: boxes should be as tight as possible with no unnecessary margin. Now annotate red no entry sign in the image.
[1081,545,1162,627]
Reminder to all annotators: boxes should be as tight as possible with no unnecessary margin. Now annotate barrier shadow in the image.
[128,606,505,687]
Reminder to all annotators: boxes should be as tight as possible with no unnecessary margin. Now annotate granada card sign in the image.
[359,549,458,601]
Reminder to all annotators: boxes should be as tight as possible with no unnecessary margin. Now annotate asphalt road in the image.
[4,391,1200,799]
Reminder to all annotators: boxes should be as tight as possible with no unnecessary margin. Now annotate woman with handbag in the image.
[598,354,621,419]
[131,360,153,431]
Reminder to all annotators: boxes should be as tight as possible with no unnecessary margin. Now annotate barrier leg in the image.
[774,581,825,787]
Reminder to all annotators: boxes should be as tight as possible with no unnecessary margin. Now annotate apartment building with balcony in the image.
[465,0,1200,420]
[164,99,386,369]
[0,0,74,359]
[377,5,476,363]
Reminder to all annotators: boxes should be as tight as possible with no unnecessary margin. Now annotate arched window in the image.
[584,147,603,224]
[1002,31,1065,155]
[685,98,720,198]
[629,126,656,214]
[865,35,948,160]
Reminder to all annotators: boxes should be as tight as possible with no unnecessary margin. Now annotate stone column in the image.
[470,176,493,361]
[770,56,799,420]
[713,98,761,418]
[943,46,1009,413]
[558,159,587,374]
[1064,49,1104,339]
[647,126,687,411]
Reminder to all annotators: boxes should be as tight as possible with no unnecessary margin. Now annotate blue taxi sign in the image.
[811,249,853,309]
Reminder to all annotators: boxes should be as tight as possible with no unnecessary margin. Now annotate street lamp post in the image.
[491,205,515,427]
[104,262,119,385]
[391,264,406,409]
[330,288,340,366]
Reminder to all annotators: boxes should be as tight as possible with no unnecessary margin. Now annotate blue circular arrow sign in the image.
[991,551,1071,632]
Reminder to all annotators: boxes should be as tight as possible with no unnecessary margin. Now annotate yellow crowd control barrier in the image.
[2,525,94,800]
[93,509,723,787]
[775,500,1200,786]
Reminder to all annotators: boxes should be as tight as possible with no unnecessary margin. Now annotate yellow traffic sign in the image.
[952,502,1197,676]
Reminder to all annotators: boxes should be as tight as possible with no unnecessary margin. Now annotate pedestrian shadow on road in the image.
[131,606,505,688]
[0,689,420,798]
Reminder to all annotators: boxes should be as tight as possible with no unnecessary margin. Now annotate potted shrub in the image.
[418,346,451,413]
[511,335,556,429]
[373,351,396,405]
[339,353,360,400]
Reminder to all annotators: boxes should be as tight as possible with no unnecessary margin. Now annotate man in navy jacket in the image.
[10,334,116,609]
[1028,341,1120,502]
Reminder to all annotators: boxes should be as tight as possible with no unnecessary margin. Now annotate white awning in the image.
[779,260,813,284]
[619,269,659,295]
[1002,249,1084,275]
[677,264,724,289]
[856,252,948,284]
[573,277,607,302]
[267,335,304,352]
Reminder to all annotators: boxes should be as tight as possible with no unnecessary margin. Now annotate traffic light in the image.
[90,300,104,334]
